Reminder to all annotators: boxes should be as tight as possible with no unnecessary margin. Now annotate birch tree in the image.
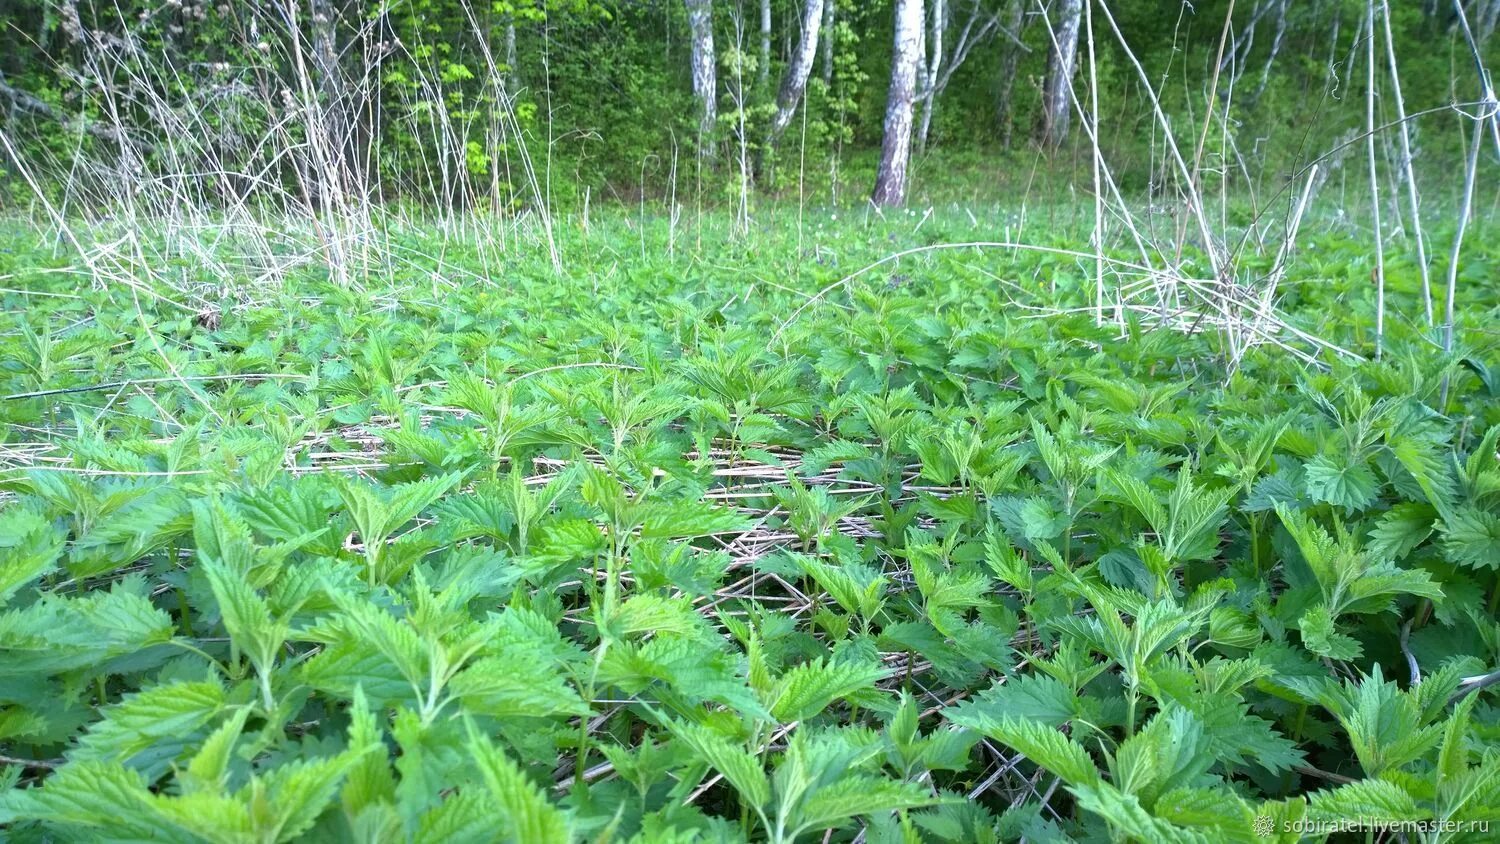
[685,0,718,163]
[918,0,946,153]
[768,0,826,143]
[916,0,1009,152]
[760,0,772,89]
[873,0,924,205]
[1037,0,1081,147]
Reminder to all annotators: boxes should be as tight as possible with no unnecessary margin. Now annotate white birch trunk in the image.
[685,0,718,161]
[917,0,945,153]
[760,0,772,88]
[1364,3,1386,358]
[1038,0,1081,147]
[769,0,825,142]
[872,0,924,206]
[1381,0,1433,324]
[505,18,517,91]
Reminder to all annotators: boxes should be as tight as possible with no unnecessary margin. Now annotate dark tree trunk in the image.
[994,0,1027,148]
[310,0,344,157]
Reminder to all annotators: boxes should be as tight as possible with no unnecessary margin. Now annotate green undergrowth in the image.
[0,205,1498,842]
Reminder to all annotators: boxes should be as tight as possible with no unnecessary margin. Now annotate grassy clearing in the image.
[0,202,1498,841]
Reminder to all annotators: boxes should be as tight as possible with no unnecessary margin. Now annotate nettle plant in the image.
[1,212,1499,842]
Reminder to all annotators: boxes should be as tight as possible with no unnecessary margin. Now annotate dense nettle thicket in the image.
[0,210,1498,842]
[2,2,1500,842]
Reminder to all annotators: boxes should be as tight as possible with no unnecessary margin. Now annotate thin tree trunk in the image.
[1445,110,1482,359]
[505,18,518,91]
[1442,0,1487,405]
[760,0,772,89]
[1479,0,1500,43]
[769,0,825,142]
[1037,0,1082,147]
[1364,3,1386,358]
[917,0,945,153]
[1381,0,1433,325]
[821,0,836,84]
[685,0,718,163]
[1251,0,1290,102]
[873,0,924,206]
[995,0,1026,148]
[310,0,344,172]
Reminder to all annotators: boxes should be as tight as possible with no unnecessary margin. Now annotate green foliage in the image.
[3,0,1481,208]
[0,202,1497,841]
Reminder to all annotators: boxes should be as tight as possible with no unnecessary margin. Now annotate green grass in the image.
[0,202,1498,842]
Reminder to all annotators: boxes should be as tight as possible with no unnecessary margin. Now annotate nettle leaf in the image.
[1298,605,1362,660]
[1111,708,1214,806]
[1307,779,1424,823]
[792,775,942,834]
[1440,507,1500,570]
[968,716,1100,787]
[413,790,495,844]
[771,658,888,722]
[1367,503,1436,561]
[235,480,339,553]
[795,553,888,621]
[665,719,771,810]
[0,585,175,677]
[947,675,1079,730]
[182,708,252,796]
[983,526,1034,595]
[1314,666,1445,777]
[1069,782,1216,844]
[1245,466,1310,513]
[151,792,255,842]
[639,499,750,538]
[0,707,48,742]
[433,492,515,540]
[604,637,768,720]
[1152,786,1258,837]
[449,654,589,718]
[991,495,1070,542]
[243,747,367,841]
[467,730,571,844]
[338,471,462,547]
[1303,453,1378,512]
[1342,561,1443,611]
[801,439,874,476]
[0,505,63,605]
[201,549,286,699]
[602,593,703,640]
[0,760,184,840]
[298,635,412,706]
[1105,468,1167,535]
[536,518,609,560]
[1387,434,1457,515]
[72,681,225,768]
